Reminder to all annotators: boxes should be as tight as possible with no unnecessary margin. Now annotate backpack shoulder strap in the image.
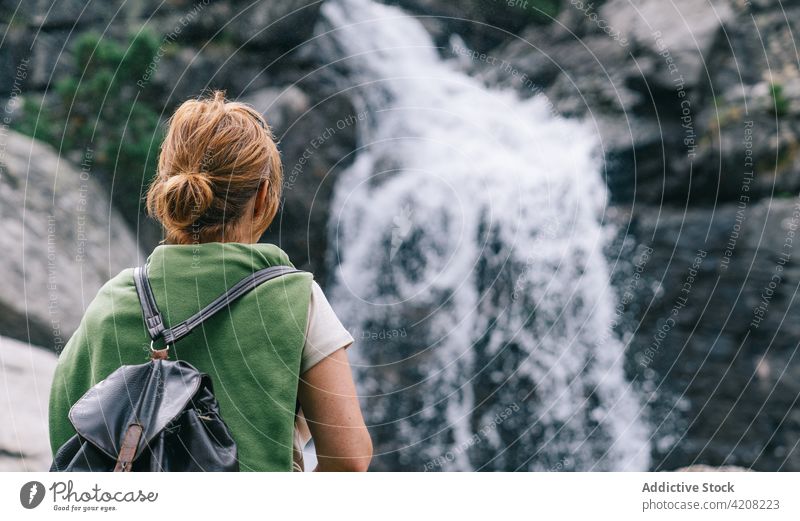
[133,265,303,346]
[133,266,165,341]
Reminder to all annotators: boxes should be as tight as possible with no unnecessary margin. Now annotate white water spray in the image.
[319,0,650,471]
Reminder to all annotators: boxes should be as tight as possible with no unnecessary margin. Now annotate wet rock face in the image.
[0,131,143,350]
[0,336,57,471]
[611,199,800,471]
[1,0,799,474]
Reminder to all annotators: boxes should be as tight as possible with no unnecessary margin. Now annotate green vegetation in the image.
[504,0,562,24]
[769,82,790,118]
[14,30,164,225]
[529,0,562,22]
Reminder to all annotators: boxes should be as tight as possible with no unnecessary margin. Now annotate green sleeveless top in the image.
[48,242,312,471]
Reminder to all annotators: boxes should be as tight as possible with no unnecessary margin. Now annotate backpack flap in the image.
[67,360,202,463]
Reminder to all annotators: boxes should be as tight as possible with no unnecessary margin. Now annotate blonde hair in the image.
[146,90,282,244]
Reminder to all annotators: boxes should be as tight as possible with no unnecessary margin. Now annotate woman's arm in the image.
[298,348,373,471]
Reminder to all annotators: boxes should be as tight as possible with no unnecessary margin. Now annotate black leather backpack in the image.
[50,264,301,472]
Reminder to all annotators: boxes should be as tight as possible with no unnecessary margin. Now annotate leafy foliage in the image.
[515,0,562,24]
[769,82,790,118]
[14,30,164,225]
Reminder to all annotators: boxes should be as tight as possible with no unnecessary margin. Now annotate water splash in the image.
[319,0,650,471]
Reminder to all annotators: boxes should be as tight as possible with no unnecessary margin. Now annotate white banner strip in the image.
[1,472,797,520]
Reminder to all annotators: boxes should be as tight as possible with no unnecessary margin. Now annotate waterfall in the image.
[317,0,651,471]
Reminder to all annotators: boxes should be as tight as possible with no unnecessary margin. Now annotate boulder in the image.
[602,0,734,90]
[148,44,276,107]
[0,131,143,350]
[0,336,57,471]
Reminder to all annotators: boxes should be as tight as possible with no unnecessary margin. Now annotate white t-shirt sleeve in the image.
[300,281,354,374]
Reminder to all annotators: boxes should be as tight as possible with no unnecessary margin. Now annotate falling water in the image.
[318,0,651,471]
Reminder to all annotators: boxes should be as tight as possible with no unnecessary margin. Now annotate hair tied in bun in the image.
[159,171,214,228]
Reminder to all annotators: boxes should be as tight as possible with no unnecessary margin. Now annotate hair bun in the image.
[158,171,214,229]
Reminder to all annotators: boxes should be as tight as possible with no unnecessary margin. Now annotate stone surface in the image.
[611,198,800,471]
[602,0,734,90]
[0,336,57,471]
[0,0,166,29]
[0,131,143,349]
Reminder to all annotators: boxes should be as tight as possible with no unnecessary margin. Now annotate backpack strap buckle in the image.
[149,341,170,361]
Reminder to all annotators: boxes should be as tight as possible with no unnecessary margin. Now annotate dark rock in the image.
[0,24,73,94]
[221,0,323,53]
[613,198,800,471]
[147,44,275,106]
[604,0,734,90]
[1,0,327,102]
[0,1,183,90]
